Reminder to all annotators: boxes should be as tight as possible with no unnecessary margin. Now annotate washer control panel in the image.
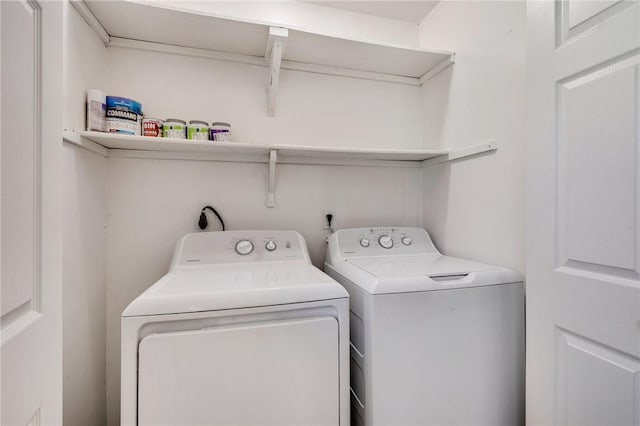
[334,227,438,258]
[176,230,306,265]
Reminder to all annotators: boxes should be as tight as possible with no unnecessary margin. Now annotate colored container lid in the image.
[106,96,142,115]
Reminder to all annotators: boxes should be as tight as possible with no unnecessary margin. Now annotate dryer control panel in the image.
[330,227,439,259]
[171,230,308,267]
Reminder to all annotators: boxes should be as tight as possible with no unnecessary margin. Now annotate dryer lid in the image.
[122,262,348,317]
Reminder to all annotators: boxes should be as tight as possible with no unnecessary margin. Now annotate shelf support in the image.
[267,149,278,207]
[266,27,288,117]
[419,54,455,86]
[62,129,109,157]
[422,142,497,167]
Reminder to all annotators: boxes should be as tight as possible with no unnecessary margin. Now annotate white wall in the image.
[62,145,108,426]
[62,3,108,426]
[106,46,423,149]
[63,3,107,132]
[419,1,526,273]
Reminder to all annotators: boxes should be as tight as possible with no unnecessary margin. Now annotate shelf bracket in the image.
[422,142,497,167]
[266,27,288,117]
[419,54,455,86]
[267,149,278,207]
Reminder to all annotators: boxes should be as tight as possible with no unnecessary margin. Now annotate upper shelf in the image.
[63,130,451,164]
[81,0,455,84]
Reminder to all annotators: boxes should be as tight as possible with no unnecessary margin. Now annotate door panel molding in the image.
[557,261,640,284]
[0,0,41,326]
[0,303,41,343]
[30,0,42,316]
[555,55,639,279]
[556,0,635,46]
[555,327,640,425]
[26,408,41,426]
[1,0,62,423]
[555,3,640,80]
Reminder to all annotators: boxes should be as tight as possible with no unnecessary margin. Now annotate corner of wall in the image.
[417,1,527,274]
[62,2,109,425]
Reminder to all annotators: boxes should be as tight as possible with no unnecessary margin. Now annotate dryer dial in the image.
[235,239,254,255]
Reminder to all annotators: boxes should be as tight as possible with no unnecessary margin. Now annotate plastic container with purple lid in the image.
[209,122,231,142]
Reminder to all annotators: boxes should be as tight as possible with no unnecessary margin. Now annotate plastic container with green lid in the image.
[187,120,209,141]
[163,118,186,139]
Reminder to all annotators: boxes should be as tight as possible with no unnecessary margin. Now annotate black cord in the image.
[198,205,225,231]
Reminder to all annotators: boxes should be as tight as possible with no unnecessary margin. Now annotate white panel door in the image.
[0,1,62,425]
[527,1,640,425]
[138,316,339,426]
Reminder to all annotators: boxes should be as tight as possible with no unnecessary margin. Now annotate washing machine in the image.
[121,230,350,426]
[324,227,524,426]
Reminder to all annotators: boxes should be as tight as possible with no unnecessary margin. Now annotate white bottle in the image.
[86,89,106,132]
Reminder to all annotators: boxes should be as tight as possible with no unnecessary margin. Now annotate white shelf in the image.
[74,1,455,115]
[81,1,455,84]
[63,130,496,208]
[64,130,450,163]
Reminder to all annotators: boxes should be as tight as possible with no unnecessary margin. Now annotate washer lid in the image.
[335,253,522,294]
[122,262,348,317]
[347,253,499,278]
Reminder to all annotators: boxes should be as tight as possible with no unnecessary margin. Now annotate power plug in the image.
[323,211,334,230]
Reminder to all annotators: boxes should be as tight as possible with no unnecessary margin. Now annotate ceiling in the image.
[305,1,439,24]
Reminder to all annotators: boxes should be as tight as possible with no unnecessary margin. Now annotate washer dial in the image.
[378,235,393,249]
[360,238,370,247]
[401,237,412,246]
[265,240,277,251]
[235,239,254,255]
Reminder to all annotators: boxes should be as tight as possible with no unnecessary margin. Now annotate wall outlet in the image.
[323,211,334,230]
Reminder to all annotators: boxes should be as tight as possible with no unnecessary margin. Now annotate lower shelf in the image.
[62,130,497,208]
[63,130,450,164]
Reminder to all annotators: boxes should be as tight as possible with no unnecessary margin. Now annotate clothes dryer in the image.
[121,230,350,426]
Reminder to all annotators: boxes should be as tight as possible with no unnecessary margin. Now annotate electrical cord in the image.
[198,205,225,231]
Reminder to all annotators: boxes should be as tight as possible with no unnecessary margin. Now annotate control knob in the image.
[235,239,254,255]
[378,235,393,249]
[265,241,277,251]
[401,237,412,246]
[360,238,370,247]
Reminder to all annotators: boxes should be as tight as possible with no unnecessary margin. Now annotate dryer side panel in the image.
[138,316,339,426]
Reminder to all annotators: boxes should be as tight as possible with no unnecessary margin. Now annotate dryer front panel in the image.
[137,316,339,426]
